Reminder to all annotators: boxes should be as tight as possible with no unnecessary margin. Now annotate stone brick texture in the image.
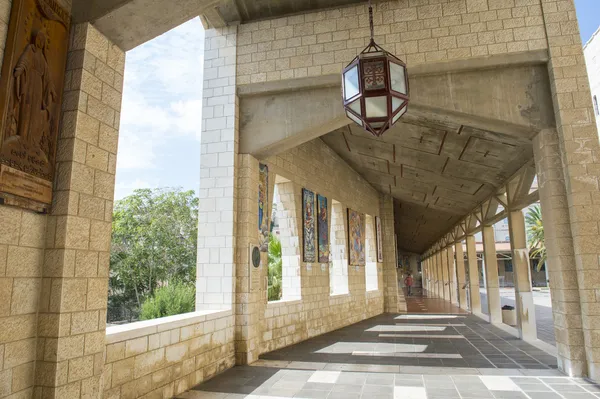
[102,311,234,399]
[236,0,548,85]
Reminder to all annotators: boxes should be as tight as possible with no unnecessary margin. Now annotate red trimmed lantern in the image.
[342,2,409,137]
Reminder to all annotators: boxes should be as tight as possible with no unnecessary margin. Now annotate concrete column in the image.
[440,248,450,301]
[447,246,458,306]
[534,129,586,377]
[455,242,468,311]
[540,0,600,378]
[507,210,537,341]
[482,225,502,323]
[34,23,125,398]
[380,194,402,312]
[466,236,481,314]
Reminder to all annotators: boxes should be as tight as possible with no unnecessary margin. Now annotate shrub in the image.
[139,282,195,320]
[268,233,282,301]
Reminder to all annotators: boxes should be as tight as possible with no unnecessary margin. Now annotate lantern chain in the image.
[368,0,374,44]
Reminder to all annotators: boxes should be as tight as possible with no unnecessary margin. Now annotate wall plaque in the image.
[0,0,70,212]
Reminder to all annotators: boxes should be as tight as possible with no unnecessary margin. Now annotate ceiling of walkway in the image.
[321,119,533,254]
[217,0,364,22]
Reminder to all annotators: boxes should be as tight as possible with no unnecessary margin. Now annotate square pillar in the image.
[482,225,502,324]
[447,246,458,306]
[534,129,586,377]
[466,235,481,314]
[440,248,450,301]
[507,210,537,341]
[35,23,125,398]
[455,242,467,311]
[380,194,403,313]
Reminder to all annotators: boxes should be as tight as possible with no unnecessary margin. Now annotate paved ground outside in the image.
[175,298,598,399]
[480,288,555,346]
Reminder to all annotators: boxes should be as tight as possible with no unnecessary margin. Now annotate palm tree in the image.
[267,233,283,301]
[525,204,546,271]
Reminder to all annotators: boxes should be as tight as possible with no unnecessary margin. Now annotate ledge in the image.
[267,298,302,308]
[106,309,232,344]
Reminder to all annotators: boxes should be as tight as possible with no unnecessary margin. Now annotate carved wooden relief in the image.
[0,0,70,212]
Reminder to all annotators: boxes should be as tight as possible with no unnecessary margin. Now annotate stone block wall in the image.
[257,138,386,354]
[235,0,548,84]
[102,311,234,399]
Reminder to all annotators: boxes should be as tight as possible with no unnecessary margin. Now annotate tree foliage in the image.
[139,282,196,320]
[267,233,282,301]
[525,204,546,271]
[109,188,198,320]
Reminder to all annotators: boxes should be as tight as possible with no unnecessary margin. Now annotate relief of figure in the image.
[9,30,56,161]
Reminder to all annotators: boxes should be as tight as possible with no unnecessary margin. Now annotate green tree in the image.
[267,233,282,301]
[526,204,546,271]
[109,188,198,320]
[139,282,196,320]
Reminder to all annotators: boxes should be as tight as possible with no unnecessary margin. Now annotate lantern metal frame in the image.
[342,1,410,137]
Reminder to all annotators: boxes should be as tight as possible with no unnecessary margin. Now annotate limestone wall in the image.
[102,311,234,398]
[258,138,385,354]
[236,0,548,85]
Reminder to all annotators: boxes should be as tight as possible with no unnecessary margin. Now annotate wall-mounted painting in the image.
[317,194,329,263]
[348,208,365,266]
[258,163,269,252]
[375,216,383,262]
[303,188,316,262]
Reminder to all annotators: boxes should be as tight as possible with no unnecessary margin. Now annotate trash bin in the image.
[502,305,516,326]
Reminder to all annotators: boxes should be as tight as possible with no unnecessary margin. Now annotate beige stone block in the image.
[95,60,116,86]
[10,278,41,315]
[56,137,87,165]
[98,124,119,154]
[112,356,135,386]
[126,337,148,358]
[134,348,165,379]
[71,310,99,334]
[56,216,90,250]
[0,206,21,245]
[86,278,108,310]
[18,212,46,248]
[102,83,122,111]
[106,342,125,363]
[0,278,11,316]
[89,220,111,252]
[37,313,71,338]
[85,24,109,62]
[98,252,110,277]
[74,111,101,145]
[107,44,126,73]
[11,361,34,393]
[0,314,36,343]
[68,354,94,382]
[86,145,109,171]
[70,162,96,195]
[0,245,7,275]
[0,368,11,397]
[4,338,36,368]
[43,249,76,278]
[76,69,103,99]
[78,194,105,222]
[50,278,88,313]
[94,170,115,200]
[87,96,115,126]
[6,246,43,277]
[75,250,99,277]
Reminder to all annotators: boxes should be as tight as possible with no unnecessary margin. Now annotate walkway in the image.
[480,288,556,346]
[175,297,600,399]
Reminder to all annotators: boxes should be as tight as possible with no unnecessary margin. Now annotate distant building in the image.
[585,26,600,134]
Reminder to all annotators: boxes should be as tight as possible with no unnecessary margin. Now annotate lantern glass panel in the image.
[344,65,360,100]
[392,105,407,124]
[390,62,407,95]
[365,96,388,118]
[348,98,362,115]
[346,110,363,126]
[392,96,404,113]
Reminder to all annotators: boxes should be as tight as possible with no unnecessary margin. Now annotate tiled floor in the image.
[177,297,596,399]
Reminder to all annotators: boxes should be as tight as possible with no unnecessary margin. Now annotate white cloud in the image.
[115,17,204,199]
[116,17,205,173]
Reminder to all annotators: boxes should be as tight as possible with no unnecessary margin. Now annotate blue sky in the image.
[114,6,600,201]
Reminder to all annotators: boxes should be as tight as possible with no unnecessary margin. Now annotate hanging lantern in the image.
[342,1,409,137]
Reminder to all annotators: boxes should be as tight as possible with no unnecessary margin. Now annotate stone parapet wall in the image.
[102,311,234,399]
[235,0,548,85]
